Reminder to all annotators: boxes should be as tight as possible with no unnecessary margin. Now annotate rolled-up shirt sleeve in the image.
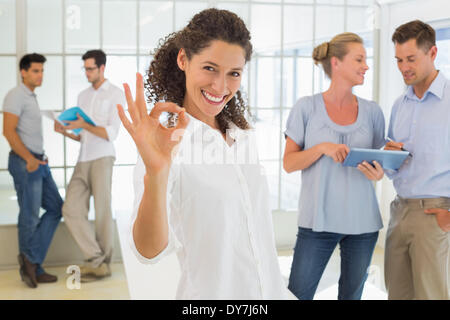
[385,102,400,179]
[105,90,124,141]
[372,102,386,149]
[128,156,182,265]
[284,96,311,149]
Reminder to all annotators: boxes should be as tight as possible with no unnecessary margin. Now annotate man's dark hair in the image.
[392,20,436,52]
[82,49,107,68]
[19,53,46,71]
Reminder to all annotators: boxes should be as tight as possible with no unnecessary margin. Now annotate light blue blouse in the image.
[285,93,386,235]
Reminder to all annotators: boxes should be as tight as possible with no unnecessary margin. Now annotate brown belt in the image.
[397,196,450,209]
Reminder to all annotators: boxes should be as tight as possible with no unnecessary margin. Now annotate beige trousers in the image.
[385,196,450,300]
[62,156,115,268]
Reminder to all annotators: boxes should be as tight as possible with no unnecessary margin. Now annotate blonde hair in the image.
[313,32,363,78]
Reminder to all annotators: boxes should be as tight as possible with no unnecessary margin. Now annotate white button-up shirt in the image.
[77,80,124,162]
[129,115,293,300]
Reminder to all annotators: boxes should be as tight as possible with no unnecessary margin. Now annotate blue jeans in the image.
[288,227,379,300]
[8,151,63,276]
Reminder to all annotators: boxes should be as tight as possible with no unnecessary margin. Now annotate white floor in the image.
[0,249,386,300]
[0,188,387,300]
[0,202,387,300]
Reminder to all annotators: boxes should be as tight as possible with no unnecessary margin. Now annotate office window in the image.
[104,56,137,94]
[251,4,282,56]
[284,5,314,57]
[42,116,65,168]
[139,1,174,55]
[0,57,17,111]
[27,0,63,53]
[103,0,137,54]
[250,0,375,211]
[174,1,208,31]
[436,26,450,78]
[66,0,101,53]
[35,56,64,110]
[65,55,90,107]
[0,0,16,224]
[0,0,15,53]
[0,0,376,222]
[282,57,314,107]
[316,6,345,40]
[250,57,282,109]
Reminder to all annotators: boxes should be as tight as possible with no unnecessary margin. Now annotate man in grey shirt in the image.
[2,53,62,288]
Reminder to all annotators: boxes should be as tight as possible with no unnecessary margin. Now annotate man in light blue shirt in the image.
[384,20,449,300]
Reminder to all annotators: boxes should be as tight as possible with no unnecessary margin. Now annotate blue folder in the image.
[343,148,410,171]
[57,106,96,135]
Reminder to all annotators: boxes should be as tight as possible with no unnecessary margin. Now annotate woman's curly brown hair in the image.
[144,8,253,134]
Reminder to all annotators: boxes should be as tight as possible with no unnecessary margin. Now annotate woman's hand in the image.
[117,73,189,173]
[320,143,350,163]
[357,160,384,181]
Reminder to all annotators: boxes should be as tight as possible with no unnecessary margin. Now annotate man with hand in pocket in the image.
[54,49,124,282]
[384,20,450,300]
[3,53,63,288]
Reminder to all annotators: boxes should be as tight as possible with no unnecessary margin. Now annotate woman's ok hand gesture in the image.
[117,73,189,173]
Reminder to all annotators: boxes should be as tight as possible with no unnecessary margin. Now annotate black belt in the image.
[10,150,46,161]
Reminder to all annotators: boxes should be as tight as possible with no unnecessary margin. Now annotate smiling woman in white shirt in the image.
[116,8,293,300]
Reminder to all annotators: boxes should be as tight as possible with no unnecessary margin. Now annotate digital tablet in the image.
[343,148,410,171]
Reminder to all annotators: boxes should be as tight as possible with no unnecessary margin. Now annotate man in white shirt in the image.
[54,50,124,282]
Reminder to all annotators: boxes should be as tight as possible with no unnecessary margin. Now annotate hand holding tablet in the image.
[343,148,410,171]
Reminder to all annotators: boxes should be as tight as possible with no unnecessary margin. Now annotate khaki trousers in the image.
[385,196,450,300]
[62,156,115,268]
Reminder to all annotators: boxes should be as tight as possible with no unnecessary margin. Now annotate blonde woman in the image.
[284,33,386,300]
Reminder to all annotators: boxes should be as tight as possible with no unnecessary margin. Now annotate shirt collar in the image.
[91,79,110,92]
[186,113,240,131]
[19,82,36,97]
[426,71,446,99]
[185,112,242,142]
[404,70,446,101]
